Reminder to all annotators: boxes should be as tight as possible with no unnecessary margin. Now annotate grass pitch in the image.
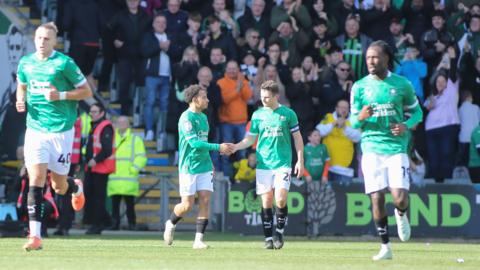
[0,232,478,270]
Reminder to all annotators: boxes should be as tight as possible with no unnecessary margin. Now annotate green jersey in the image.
[304,143,329,180]
[469,126,480,167]
[250,105,299,170]
[178,109,220,174]
[350,72,423,154]
[17,51,86,133]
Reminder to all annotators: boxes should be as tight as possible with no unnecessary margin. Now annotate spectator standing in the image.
[199,15,237,62]
[97,0,124,93]
[361,0,400,42]
[84,103,115,234]
[468,123,480,183]
[107,116,147,230]
[270,0,312,32]
[395,45,428,103]
[420,10,455,75]
[335,14,373,81]
[63,0,101,88]
[318,61,354,118]
[237,0,271,38]
[217,61,253,180]
[303,129,330,183]
[457,90,480,167]
[268,18,309,67]
[162,0,189,38]
[141,14,173,141]
[333,0,359,35]
[206,47,227,82]
[197,67,223,170]
[402,0,434,44]
[459,41,480,105]
[286,67,317,139]
[316,100,361,184]
[424,47,460,183]
[107,0,152,115]
[166,46,201,148]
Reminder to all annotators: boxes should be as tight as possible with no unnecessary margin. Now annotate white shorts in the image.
[362,152,410,194]
[256,168,291,195]
[179,171,214,197]
[24,127,74,175]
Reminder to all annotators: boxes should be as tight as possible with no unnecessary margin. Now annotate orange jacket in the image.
[217,74,252,124]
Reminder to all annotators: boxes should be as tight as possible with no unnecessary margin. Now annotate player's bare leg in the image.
[193,190,211,249]
[164,195,194,245]
[23,164,47,251]
[50,171,84,211]
[273,188,288,250]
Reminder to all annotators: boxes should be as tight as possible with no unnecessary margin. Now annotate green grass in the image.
[0,232,479,270]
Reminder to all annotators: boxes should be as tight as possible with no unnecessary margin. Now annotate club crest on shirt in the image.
[280,115,286,121]
[364,87,372,99]
[390,88,397,96]
[183,120,193,132]
[46,67,55,74]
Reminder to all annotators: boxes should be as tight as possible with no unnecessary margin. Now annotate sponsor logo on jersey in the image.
[371,102,397,117]
[29,80,50,95]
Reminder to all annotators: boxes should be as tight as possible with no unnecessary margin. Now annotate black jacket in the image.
[141,31,182,77]
[86,118,114,164]
[107,9,152,59]
[63,0,101,45]
[237,10,271,39]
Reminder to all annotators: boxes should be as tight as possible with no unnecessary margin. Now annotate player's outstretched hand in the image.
[219,143,235,155]
[16,100,25,112]
[390,123,407,136]
[294,160,304,178]
[358,105,373,121]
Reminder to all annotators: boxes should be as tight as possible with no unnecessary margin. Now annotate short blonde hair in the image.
[38,22,58,35]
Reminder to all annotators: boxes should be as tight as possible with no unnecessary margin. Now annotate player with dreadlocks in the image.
[349,40,423,260]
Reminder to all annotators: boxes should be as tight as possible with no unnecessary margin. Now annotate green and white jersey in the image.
[178,109,219,174]
[304,143,330,180]
[17,51,86,133]
[469,125,480,167]
[249,105,299,170]
[350,72,423,154]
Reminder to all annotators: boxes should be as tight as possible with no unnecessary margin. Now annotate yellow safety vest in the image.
[107,128,147,197]
[80,112,92,156]
[320,113,355,167]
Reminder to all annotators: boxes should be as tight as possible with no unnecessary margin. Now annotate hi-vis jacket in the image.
[107,128,147,197]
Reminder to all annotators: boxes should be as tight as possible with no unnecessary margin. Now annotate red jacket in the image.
[91,120,116,174]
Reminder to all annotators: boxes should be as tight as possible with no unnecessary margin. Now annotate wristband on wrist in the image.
[59,92,67,100]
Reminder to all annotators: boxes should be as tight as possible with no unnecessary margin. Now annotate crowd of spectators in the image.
[48,0,480,183]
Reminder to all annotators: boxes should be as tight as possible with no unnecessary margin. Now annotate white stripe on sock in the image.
[29,221,42,238]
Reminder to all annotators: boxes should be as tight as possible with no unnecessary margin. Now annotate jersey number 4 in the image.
[57,153,71,164]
